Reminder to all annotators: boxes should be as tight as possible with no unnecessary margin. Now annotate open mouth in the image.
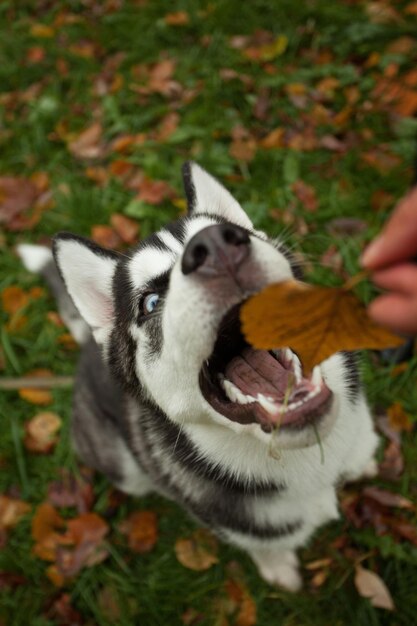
[200,304,333,433]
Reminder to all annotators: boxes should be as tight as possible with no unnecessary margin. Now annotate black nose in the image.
[182,223,250,276]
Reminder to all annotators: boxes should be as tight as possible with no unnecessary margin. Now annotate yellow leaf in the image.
[30,23,55,38]
[258,35,288,60]
[241,280,403,373]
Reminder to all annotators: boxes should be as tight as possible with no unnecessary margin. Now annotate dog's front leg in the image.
[247,545,302,592]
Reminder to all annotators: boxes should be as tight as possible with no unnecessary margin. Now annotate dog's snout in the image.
[181,223,250,276]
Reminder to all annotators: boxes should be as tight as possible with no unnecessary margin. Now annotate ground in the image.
[0,1,417,625]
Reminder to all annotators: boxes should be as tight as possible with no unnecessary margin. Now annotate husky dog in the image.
[18,163,378,591]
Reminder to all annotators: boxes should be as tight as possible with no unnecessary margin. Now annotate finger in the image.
[361,187,417,269]
[371,264,417,295]
[368,293,417,336]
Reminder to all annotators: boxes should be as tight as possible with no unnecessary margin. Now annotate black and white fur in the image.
[18,163,378,591]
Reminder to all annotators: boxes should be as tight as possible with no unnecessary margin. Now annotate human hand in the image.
[361,186,417,336]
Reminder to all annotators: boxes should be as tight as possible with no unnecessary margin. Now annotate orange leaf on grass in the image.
[18,369,54,405]
[175,529,218,571]
[24,411,62,454]
[292,180,318,212]
[119,510,158,553]
[387,402,413,433]
[32,502,68,561]
[110,214,139,244]
[241,280,403,373]
[165,11,190,25]
[1,286,29,315]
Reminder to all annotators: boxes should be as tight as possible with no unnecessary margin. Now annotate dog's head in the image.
[54,163,359,449]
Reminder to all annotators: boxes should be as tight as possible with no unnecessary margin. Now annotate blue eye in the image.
[143,293,159,315]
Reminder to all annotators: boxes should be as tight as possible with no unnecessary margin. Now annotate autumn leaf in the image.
[24,411,62,454]
[387,402,413,433]
[47,469,94,513]
[19,369,54,405]
[354,566,395,610]
[1,286,29,315]
[241,280,403,373]
[0,495,31,530]
[165,11,190,26]
[175,529,218,571]
[68,122,105,160]
[119,510,158,553]
[110,214,139,244]
[0,177,38,228]
[91,224,122,249]
[362,486,414,510]
[292,180,318,212]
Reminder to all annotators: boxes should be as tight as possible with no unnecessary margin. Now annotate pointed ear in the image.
[182,161,253,230]
[52,233,120,343]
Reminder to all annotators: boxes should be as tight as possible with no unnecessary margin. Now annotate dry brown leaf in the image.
[241,280,403,373]
[24,411,62,453]
[354,566,395,610]
[362,486,414,510]
[137,177,176,205]
[47,469,94,513]
[387,402,413,433]
[0,177,38,228]
[292,180,318,212]
[0,495,31,530]
[91,224,122,249]
[119,510,158,553]
[175,529,218,571]
[165,11,190,25]
[19,369,54,405]
[68,122,105,160]
[1,286,29,315]
[19,369,53,406]
[110,214,139,244]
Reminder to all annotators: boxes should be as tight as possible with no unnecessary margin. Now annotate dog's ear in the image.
[182,161,253,230]
[53,233,120,344]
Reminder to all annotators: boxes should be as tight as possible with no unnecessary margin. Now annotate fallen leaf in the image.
[46,593,84,625]
[30,23,55,38]
[175,529,218,571]
[379,440,404,480]
[241,280,403,373]
[362,486,414,510]
[260,127,285,149]
[0,495,31,530]
[110,213,139,244]
[19,369,54,405]
[165,11,190,25]
[91,224,122,249]
[137,177,176,205]
[0,571,27,589]
[387,402,413,433]
[32,502,68,561]
[24,412,62,453]
[354,565,395,610]
[292,180,318,212]
[244,35,288,61]
[0,177,38,228]
[326,217,368,236]
[68,122,105,160]
[1,286,29,315]
[119,510,158,553]
[224,578,257,626]
[47,469,94,513]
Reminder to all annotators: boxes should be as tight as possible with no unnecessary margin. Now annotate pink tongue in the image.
[224,348,293,400]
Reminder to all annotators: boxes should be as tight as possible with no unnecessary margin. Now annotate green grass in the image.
[1,1,417,624]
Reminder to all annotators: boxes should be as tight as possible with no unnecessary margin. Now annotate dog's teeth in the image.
[221,377,254,405]
[283,348,302,383]
[257,393,280,415]
[312,366,322,387]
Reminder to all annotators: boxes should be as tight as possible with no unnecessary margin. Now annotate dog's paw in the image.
[251,549,302,592]
[361,458,378,479]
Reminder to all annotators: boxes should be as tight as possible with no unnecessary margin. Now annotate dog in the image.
[18,162,378,591]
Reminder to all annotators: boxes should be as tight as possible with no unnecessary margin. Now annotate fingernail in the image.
[360,236,384,267]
